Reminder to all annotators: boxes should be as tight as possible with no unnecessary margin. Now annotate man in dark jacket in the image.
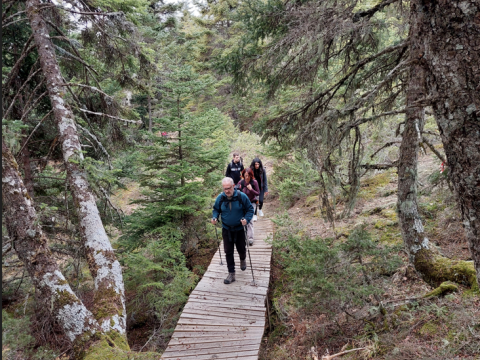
[211,177,254,284]
[225,153,244,187]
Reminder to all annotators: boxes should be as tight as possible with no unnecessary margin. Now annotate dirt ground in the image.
[258,152,479,360]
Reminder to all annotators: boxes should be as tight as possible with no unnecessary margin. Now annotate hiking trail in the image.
[160,217,274,359]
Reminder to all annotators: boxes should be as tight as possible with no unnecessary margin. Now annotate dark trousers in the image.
[222,228,246,273]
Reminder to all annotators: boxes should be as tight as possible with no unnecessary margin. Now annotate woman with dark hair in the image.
[238,168,259,245]
[250,158,268,217]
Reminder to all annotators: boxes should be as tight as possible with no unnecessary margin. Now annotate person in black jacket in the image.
[225,152,244,187]
[250,157,268,217]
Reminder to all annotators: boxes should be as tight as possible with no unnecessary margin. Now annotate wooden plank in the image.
[166,339,263,351]
[190,290,265,302]
[162,350,260,360]
[161,344,260,358]
[171,330,264,338]
[194,282,268,297]
[169,335,262,344]
[177,318,265,327]
[181,308,264,320]
[183,303,266,315]
[173,324,265,332]
[185,298,265,310]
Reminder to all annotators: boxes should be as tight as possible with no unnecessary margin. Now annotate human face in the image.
[244,172,250,182]
[233,155,240,163]
[255,162,260,169]
[223,183,234,197]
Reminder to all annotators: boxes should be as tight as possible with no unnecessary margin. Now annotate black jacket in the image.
[225,160,244,185]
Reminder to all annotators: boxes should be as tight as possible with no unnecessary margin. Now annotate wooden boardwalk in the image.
[161,218,273,360]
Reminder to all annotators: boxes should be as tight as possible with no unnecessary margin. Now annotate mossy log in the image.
[414,248,478,292]
[423,281,458,298]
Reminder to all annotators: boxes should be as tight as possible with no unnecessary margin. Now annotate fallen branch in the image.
[322,348,366,360]
[360,161,398,170]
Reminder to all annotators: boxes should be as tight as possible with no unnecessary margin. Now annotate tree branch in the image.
[3,67,42,119]
[353,0,400,22]
[16,110,53,157]
[360,161,398,170]
[421,137,445,163]
[2,37,35,90]
[76,108,142,125]
[370,141,401,159]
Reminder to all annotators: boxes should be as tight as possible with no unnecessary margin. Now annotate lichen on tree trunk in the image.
[397,0,478,291]
[418,0,480,289]
[2,141,100,344]
[26,0,127,332]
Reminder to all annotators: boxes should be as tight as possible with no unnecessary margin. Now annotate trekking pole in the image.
[242,218,256,286]
[214,224,224,266]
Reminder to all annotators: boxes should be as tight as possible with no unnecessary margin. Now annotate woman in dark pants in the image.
[250,158,268,217]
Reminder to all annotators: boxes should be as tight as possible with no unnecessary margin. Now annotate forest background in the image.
[2,0,479,359]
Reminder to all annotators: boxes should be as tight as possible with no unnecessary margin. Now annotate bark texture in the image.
[417,0,480,288]
[26,0,127,332]
[2,141,99,343]
[397,0,429,264]
[397,0,477,290]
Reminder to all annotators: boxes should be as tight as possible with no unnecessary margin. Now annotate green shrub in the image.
[271,214,402,314]
[272,151,320,208]
[2,310,58,360]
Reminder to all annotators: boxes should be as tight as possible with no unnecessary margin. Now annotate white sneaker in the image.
[258,209,264,217]
[253,215,258,222]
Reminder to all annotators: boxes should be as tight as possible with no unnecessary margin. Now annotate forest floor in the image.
[259,152,480,360]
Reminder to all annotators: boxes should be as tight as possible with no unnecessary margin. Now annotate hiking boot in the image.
[249,239,254,246]
[253,215,258,222]
[240,259,247,271]
[224,272,235,284]
[258,209,264,217]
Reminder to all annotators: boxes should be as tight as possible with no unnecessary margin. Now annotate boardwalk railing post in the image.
[214,224,224,265]
[242,219,256,286]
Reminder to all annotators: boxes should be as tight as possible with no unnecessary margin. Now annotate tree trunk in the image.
[398,0,477,290]
[418,0,480,289]
[397,28,429,265]
[26,0,127,332]
[148,95,153,133]
[21,129,35,196]
[2,141,100,345]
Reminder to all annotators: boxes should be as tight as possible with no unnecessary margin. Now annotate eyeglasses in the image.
[223,186,233,191]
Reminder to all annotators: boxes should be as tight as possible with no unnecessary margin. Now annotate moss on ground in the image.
[419,321,440,337]
[82,332,160,360]
[424,281,458,298]
[358,171,395,200]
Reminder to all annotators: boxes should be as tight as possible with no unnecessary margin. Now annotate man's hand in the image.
[241,218,247,226]
[211,218,217,225]
[264,192,269,197]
